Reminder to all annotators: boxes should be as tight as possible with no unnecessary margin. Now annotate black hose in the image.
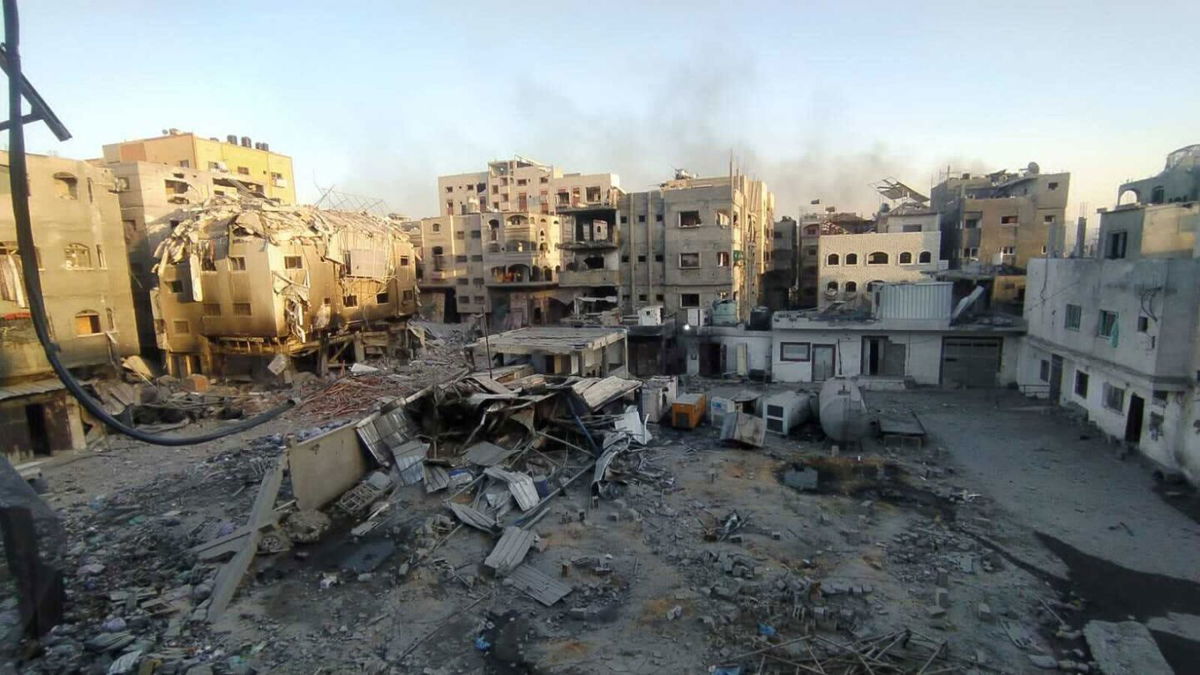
[4,0,293,446]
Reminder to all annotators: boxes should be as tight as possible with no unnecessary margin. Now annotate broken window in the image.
[845,253,858,265]
[230,256,246,271]
[638,294,648,302]
[1075,371,1089,397]
[1137,315,1150,333]
[233,303,252,316]
[898,252,912,264]
[964,218,979,229]
[237,166,250,176]
[1065,304,1082,331]
[1105,231,1127,259]
[343,295,359,307]
[826,253,839,266]
[53,172,78,199]
[656,213,664,223]
[556,191,569,206]
[1044,215,1055,223]
[202,303,222,316]
[656,294,665,301]
[867,251,888,265]
[717,252,730,267]
[1000,215,1017,225]
[1048,182,1059,190]
[1102,382,1124,411]
[63,243,92,269]
[431,222,442,233]
[200,253,217,272]
[74,311,101,336]
[679,211,702,228]
[655,254,664,263]
[679,253,700,269]
[962,247,978,259]
[1039,360,1050,382]
[172,319,189,334]
[586,186,601,202]
[166,280,183,293]
[375,292,389,304]
[1097,310,1118,338]
[918,251,932,264]
[400,256,410,266]
[1152,389,1168,407]
[779,342,810,362]
[1000,246,1015,255]
[283,255,303,270]
[679,293,700,308]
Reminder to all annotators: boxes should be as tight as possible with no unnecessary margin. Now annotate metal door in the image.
[812,344,836,382]
[940,337,1002,388]
[1049,355,1063,402]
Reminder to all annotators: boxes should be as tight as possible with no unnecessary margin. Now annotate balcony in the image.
[558,268,621,288]
[560,238,618,251]
[486,263,558,288]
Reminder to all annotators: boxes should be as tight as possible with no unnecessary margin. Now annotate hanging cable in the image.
[4,0,292,446]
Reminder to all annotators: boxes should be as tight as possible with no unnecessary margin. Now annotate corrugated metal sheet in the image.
[0,378,65,402]
[423,464,450,493]
[484,526,535,575]
[876,282,953,320]
[446,502,497,533]
[507,564,573,606]
[391,439,428,485]
[465,441,519,467]
[484,467,540,511]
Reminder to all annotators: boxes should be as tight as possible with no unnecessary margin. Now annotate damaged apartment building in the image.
[931,162,1069,307]
[100,132,297,357]
[0,152,138,460]
[420,157,619,326]
[816,181,945,310]
[153,196,418,378]
[1020,145,1200,483]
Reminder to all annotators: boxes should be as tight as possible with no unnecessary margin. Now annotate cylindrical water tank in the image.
[818,377,870,442]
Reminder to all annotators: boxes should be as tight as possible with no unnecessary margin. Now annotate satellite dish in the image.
[1027,161,1040,175]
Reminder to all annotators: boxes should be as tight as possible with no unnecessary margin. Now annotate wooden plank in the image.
[189,514,280,561]
[207,456,286,620]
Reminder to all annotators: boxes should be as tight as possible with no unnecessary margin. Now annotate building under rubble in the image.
[0,152,139,460]
[152,196,419,378]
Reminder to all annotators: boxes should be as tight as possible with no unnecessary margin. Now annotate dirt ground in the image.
[7,380,1199,674]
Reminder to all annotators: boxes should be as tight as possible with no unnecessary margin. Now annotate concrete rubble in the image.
[2,356,1191,674]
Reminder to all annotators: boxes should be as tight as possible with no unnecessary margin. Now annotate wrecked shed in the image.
[473,326,629,377]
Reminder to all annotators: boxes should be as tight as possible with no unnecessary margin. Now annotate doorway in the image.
[24,404,51,456]
[1125,394,1145,444]
[1049,355,1064,402]
[862,336,906,377]
[812,344,836,381]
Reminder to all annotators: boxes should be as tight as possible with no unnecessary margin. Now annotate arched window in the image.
[845,253,858,265]
[538,229,546,241]
[825,280,838,291]
[845,281,857,293]
[74,310,101,336]
[826,253,839,266]
[488,219,500,241]
[918,251,932,264]
[867,252,888,265]
[899,252,912,264]
[64,243,92,269]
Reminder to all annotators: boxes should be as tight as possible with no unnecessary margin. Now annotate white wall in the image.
[818,231,942,308]
[707,329,772,375]
[771,328,943,385]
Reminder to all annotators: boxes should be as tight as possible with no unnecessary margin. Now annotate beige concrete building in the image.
[438,156,619,217]
[418,211,567,327]
[617,172,775,323]
[0,152,139,460]
[105,160,265,356]
[931,164,1069,270]
[1100,145,1200,260]
[153,196,418,378]
[817,228,943,309]
[103,129,296,203]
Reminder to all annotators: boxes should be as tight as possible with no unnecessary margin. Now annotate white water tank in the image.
[818,377,870,442]
[763,391,811,435]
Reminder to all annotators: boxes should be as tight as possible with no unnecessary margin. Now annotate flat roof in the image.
[476,326,627,355]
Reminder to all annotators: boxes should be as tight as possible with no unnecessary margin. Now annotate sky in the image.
[14,1,1199,224]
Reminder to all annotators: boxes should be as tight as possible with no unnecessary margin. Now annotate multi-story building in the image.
[154,196,418,377]
[1020,146,1200,483]
[762,216,798,310]
[102,129,296,204]
[437,156,619,217]
[617,172,775,323]
[0,152,139,460]
[418,212,566,327]
[816,204,943,309]
[797,215,822,307]
[931,163,1069,270]
[105,160,262,356]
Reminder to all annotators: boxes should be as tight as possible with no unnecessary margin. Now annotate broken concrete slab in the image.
[1083,620,1172,675]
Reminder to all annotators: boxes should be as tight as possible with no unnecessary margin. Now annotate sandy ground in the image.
[10,382,1200,674]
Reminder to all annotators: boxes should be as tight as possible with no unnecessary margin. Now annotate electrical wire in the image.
[4,0,293,446]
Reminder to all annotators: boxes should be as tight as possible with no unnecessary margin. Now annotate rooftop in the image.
[475,326,627,355]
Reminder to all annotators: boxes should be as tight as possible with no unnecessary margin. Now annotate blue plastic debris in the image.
[757,623,776,637]
[712,667,742,675]
[474,636,491,651]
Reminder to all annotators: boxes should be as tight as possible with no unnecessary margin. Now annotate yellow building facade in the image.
[102,130,296,203]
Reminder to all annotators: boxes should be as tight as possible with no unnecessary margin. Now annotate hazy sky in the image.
[16,1,1199,222]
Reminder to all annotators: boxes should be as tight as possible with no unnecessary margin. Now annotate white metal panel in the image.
[876,282,952,320]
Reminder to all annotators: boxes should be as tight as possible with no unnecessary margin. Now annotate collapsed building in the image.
[152,196,419,378]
